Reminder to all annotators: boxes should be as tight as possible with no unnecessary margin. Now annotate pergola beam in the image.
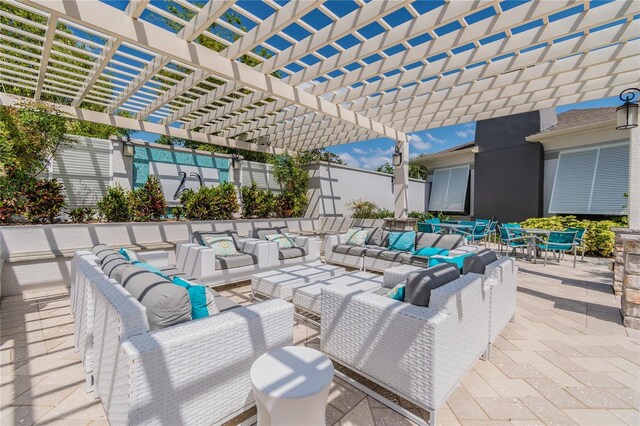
[20,0,407,142]
[173,0,411,129]
[73,37,123,107]
[125,0,150,19]
[0,93,285,154]
[34,14,58,99]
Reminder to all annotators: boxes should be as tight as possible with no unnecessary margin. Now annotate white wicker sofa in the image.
[73,250,293,426]
[249,226,319,267]
[324,228,477,272]
[177,228,319,287]
[320,254,517,424]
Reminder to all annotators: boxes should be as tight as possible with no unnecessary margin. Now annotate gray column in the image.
[629,108,640,228]
[394,139,409,219]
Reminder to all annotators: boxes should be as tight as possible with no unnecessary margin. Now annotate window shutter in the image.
[445,166,470,212]
[428,169,450,211]
[590,144,628,215]
[428,166,470,212]
[550,143,628,215]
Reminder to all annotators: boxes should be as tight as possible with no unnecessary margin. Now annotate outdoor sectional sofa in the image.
[72,247,293,426]
[324,227,478,272]
[176,228,319,287]
[320,253,517,425]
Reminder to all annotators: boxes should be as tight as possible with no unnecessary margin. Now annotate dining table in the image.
[520,228,551,263]
[436,223,474,235]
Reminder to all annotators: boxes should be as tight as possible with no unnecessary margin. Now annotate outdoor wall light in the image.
[122,136,135,157]
[231,153,242,169]
[392,145,402,167]
[616,88,639,130]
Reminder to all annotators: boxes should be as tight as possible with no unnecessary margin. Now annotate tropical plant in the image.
[68,207,94,223]
[271,154,309,217]
[20,178,66,223]
[171,206,184,221]
[180,183,239,221]
[348,200,380,219]
[241,182,275,218]
[97,185,131,222]
[129,176,167,221]
[408,211,433,221]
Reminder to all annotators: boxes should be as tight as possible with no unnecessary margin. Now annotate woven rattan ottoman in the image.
[251,261,345,301]
[383,264,425,288]
[292,271,383,317]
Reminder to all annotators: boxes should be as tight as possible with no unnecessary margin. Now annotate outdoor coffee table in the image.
[251,261,345,301]
[292,271,383,318]
[251,346,334,426]
[384,264,425,288]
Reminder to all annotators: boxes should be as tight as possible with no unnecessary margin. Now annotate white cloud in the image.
[456,130,470,138]
[339,146,395,170]
[409,133,439,151]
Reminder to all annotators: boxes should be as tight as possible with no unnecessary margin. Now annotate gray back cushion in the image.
[92,244,117,261]
[404,263,461,307]
[253,226,289,240]
[360,227,383,246]
[120,266,191,330]
[102,257,130,282]
[192,230,241,250]
[462,249,498,275]
[415,233,463,250]
[434,235,464,250]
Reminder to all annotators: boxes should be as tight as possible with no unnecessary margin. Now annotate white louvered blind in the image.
[428,165,470,212]
[51,136,112,208]
[242,161,281,192]
[549,142,628,215]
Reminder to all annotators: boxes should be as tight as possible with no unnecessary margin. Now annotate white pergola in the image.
[0,0,638,219]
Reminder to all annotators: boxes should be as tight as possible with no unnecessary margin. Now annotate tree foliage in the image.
[271,154,309,217]
[376,162,429,180]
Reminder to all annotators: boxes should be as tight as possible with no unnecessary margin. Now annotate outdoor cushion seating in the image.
[403,263,461,307]
[462,249,498,274]
[72,251,294,425]
[324,229,477,272]
[250,226,319,263]
[320,255,517,423]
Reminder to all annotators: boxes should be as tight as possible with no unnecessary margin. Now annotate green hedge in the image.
[519,215,625,258]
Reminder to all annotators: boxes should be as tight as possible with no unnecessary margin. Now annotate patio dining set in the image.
[69,223,518,426]
[419,218,586,268]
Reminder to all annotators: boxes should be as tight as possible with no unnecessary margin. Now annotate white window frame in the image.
[549,141,629,215]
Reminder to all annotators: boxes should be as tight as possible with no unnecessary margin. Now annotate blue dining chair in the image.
[498,224,529,258]
[536,230,578,267]
[565,227,587,262]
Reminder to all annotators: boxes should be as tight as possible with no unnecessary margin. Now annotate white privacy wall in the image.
[306,162,427,217]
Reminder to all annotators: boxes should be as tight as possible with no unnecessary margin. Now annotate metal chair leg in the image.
[544,249,547,266]
[573,247,577,268]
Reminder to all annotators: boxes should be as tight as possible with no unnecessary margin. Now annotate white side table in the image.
[251,346,334,426]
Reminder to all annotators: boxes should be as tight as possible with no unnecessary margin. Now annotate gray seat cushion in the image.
[333,244,367,256]
[192,230,242,250]
[215,252,257,270]
[403,255,431,268]
[415,233,464,250]
[462,249,498,275]
[404,263,461,307]
[120,266,191,330]
[279,247,307,260]
[214,296,240,312]
[365,249,411,263]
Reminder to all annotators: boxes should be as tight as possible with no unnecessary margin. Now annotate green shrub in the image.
[348,200,379,219]
[271,154,308,217]
[241,182,275,218]
[129,176,167,221]
[97,185,131,222]
[181,183,239,221]
[21,178,66,223]
[519,215,621,258]
[0,176,22,224]
[171,206,183,221]
[68,207,93,223]
[374,208,394,219]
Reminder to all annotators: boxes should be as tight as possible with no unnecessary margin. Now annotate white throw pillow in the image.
[345,228,368,246]
[202,236,238,256]
[266,233,295,249]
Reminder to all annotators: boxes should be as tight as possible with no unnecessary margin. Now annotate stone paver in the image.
[1,256,639,425]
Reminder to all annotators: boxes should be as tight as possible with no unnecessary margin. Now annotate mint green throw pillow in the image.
[386,283,405,301]
[388,231,415,252]
[119,247,138,262]
[428,252,475,271]
[413,247,449,257]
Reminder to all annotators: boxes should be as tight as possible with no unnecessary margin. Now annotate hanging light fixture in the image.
[231,153,242,169]
[392,145,402,167]
[122,135,135,157]
[616,88,639,130]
